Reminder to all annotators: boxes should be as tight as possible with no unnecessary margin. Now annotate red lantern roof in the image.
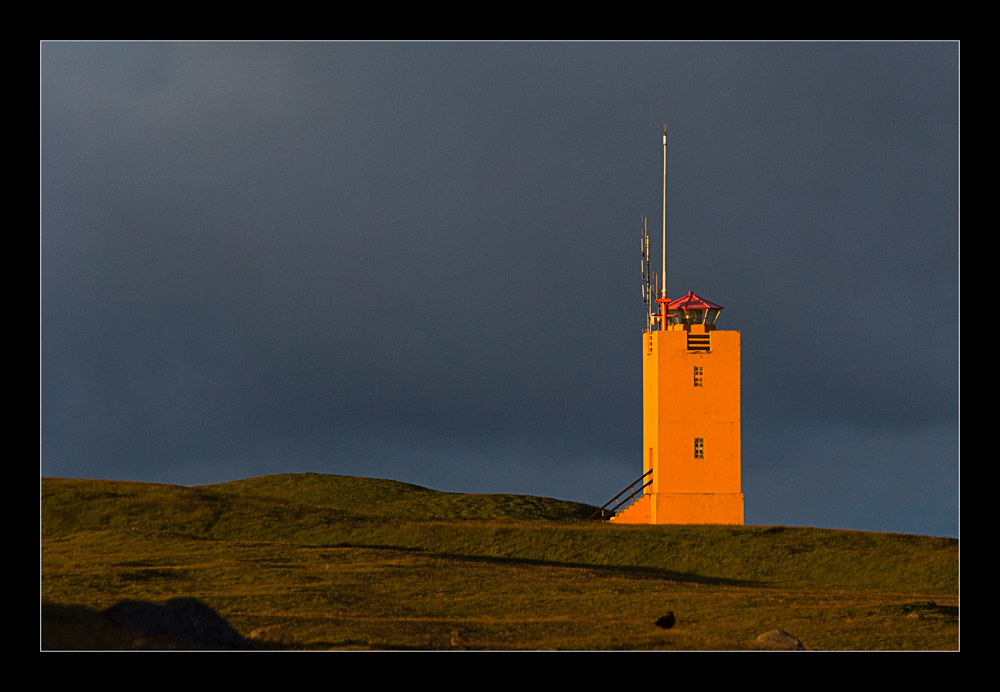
[668,291,723,311]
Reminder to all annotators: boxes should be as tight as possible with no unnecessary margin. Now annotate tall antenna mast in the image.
[662,125,667,299]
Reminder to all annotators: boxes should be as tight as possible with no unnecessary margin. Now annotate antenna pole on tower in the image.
[662,126,667,299]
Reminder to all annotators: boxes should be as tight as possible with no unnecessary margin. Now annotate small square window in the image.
[694,366,703,387]
[694,437,704,459]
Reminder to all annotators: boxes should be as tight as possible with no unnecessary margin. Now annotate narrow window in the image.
[694,366,703,387]
[694,438,704,459]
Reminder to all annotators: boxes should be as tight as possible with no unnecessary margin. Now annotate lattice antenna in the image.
[652,270,660,329]
[641,216,652,331]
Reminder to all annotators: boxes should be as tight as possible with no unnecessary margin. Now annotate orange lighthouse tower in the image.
[613,131,744,525]
[639,291,744,524]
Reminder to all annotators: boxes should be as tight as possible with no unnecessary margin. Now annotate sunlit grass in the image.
[42,474,958,650]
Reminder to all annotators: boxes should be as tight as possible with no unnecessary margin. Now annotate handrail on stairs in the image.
[587,469,653,521]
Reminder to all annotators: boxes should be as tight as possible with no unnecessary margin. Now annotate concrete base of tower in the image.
[609,494,650,524]
[649,492,744,525]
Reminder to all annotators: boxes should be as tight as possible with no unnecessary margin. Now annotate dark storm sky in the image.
[41,43,959,537]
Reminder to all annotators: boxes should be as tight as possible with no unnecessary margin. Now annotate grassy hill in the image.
[42,473,958,650]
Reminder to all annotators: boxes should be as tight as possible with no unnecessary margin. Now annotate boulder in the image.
[654,612,676,629]
[102,598,248,650]
[756,629,804,650]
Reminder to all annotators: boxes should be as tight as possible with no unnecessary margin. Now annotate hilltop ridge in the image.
[42,473,958,650]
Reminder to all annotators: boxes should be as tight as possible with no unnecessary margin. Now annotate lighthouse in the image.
[612,131,744,525]
[638,291,744,524]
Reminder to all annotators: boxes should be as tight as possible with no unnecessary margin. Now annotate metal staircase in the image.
[587,469,653,521]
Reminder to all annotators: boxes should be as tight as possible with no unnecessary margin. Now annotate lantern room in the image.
[665,291,723,328]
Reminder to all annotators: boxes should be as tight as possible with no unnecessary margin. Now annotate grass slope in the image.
[42,474,958,650]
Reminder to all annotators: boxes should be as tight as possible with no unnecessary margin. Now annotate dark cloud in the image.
[42,42,958,536]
